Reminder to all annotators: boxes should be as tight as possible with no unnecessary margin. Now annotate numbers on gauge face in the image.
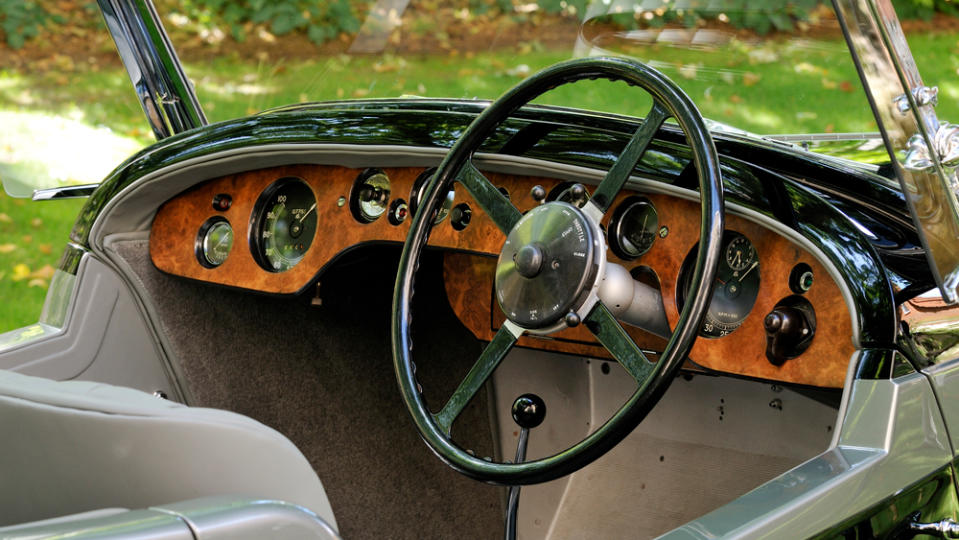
[725,235,755,272]
[677,231,761,339]
[251,177,318,273]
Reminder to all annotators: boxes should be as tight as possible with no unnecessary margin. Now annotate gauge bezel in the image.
[609,195,659,260]
[249,176,317,273]
[410,167,455,225]
[676,230,761,339]
[349,168,391,224]
[195,216,233,269]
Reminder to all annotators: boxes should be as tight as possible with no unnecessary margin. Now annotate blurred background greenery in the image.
[1,0,958,331]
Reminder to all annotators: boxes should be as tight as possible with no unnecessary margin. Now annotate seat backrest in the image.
[0,370,337,531]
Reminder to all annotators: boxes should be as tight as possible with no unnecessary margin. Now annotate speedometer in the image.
[677,231,760,338]
[250,177,317,273]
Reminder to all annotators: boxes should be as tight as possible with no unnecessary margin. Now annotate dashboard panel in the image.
[150,164,854,388]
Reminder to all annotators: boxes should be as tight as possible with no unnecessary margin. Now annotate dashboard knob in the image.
[531,185,547,202]
[764,296,816,366]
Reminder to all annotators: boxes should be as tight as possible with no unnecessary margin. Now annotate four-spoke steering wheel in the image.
[392,56,724,485]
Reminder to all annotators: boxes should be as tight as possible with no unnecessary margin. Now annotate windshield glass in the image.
[182,2,878,140]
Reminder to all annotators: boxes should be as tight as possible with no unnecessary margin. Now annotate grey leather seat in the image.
[0,369,337,535]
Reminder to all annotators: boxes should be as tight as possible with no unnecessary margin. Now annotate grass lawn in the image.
[0,29,955,332]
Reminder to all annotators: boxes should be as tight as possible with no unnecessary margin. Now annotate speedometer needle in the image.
[298,203,317,223]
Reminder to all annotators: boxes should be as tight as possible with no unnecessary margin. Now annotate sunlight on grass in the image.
[0,110,143,197]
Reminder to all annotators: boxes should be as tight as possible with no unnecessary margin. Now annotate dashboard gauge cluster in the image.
[250,177,318,273]
[185,166,471,281]
[677,231,761,338]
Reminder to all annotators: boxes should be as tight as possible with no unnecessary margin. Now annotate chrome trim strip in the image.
[32,184,99,201]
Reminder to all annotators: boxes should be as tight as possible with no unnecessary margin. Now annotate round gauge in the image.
[350,169,391,223]
[677,231,761,338]
[725,235,755,271]
[196,217,234,268]
[609,196,659,260]
[250,177,318,273]
[410,168,455,224]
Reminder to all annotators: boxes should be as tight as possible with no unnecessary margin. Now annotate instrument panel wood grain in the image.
[151,164,854,387]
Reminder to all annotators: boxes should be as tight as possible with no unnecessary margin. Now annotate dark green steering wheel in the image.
[392,56,725,485]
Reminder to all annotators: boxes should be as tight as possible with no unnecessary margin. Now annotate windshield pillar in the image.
[97,0,207,140]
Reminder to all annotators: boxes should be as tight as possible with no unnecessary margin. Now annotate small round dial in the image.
[725,235,755,271]
[251,177,318,273]
[410,168,454,225]
[609,196,658,260]
[678,231,761,338]
[350,169,391,223]
[196,218,234,268]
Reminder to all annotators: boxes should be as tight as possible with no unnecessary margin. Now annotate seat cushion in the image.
[0,369,337,530]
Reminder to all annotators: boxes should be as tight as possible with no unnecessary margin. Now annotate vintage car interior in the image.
[3,0,959,539]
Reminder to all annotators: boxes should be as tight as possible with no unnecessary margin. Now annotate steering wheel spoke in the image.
[588,102,671,215]
[457,161,523,234]
[394,56,723,485]
[584,302,655,384]
[433,322,522,435]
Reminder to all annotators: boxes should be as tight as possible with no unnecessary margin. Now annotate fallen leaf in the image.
[679,63,698,80]
[821,78,837,90]
[11,263,30,281]
[730,94,743,104]
[0,213,11,224]
[743,72,761,86]
[31,265,55,280]
[825,124,835,133]
[21,235,32,244]
[27,278,47,288]
[0,244,15,253]
[30,217,42,228]
[38,244,53,255]
[839,81,854,92]
[352,88,370,98]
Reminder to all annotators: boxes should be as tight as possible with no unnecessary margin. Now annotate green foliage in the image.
[892,0,959,20]
[168,0,367,44]
[0,0,57,49]
[589,0,825,35]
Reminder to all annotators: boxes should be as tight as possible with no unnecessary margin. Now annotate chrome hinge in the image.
[910,517,959,538]
[903,123,959,174]
[896,85,939,114]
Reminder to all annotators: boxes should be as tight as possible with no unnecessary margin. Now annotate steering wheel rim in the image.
[392,56,725,485]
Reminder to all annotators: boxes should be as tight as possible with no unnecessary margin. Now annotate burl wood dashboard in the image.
[151,164,854,388]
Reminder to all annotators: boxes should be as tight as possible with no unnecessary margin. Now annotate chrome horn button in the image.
[495,202,598,329]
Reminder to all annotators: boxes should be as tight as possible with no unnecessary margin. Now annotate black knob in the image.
[565,312,581,327]
[514,244,545,278]
[531,185,547,202]
[764,296,816,366]
[570,183,586,200]
[511,394,546,429]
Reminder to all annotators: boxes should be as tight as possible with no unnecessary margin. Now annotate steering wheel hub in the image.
[495,202,598,329]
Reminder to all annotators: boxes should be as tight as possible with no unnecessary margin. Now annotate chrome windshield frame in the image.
[97,0,207,140]
[833,0,959,303]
